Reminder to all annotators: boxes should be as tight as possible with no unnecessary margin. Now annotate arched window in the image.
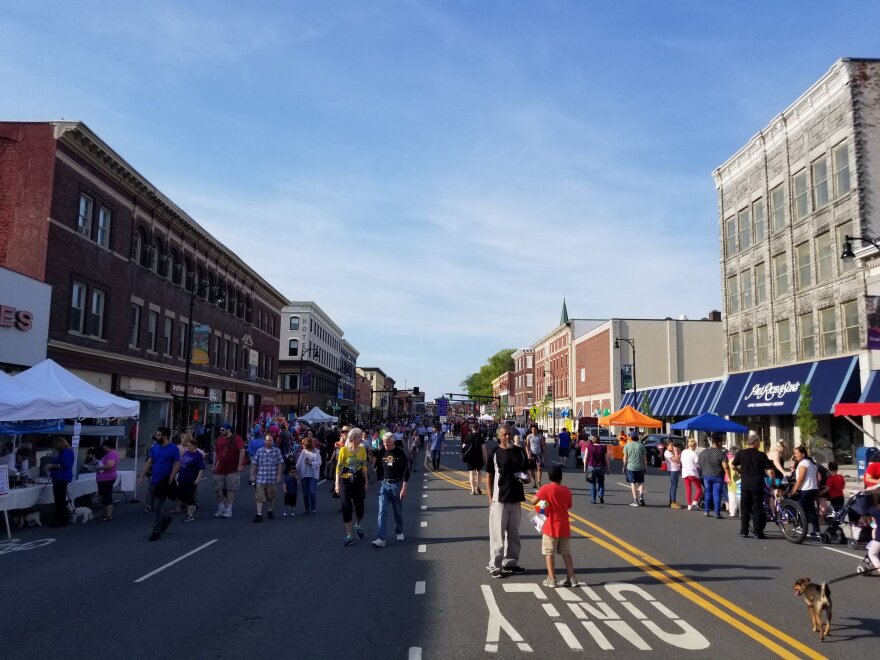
[138,228,151,267]
[183,257,194,292]
[152,238,164,275]
[207,272,216,303]
[288,338,299,357]
[169,248,181,285]
[289,315,300,331]
[216,277,226,308]
[196,265,206,298]
[245,296,253,323]
[226,284,236,314]
[131,229,142,261]
[236,290,244,318]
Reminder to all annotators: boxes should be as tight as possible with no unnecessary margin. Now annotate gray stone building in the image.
[712,58,880,459]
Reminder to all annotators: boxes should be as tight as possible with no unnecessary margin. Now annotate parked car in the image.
[642,434,683,468]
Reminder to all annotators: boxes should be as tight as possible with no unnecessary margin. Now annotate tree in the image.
[796,383,818,451]
[639,392,653,416]
[461,349,515,399]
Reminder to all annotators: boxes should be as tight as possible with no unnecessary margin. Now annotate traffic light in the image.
[547,385,554,396]
[392,388,398,396]
[413,386,420,395]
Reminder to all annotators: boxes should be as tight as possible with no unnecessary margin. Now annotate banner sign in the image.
[436,398,448,416]
[192,324,210,365]
[868,295,880,350]
[0,419,63,434]
[621,364,633,394]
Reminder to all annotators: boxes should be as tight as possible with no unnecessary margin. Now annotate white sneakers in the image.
[371,539,386,548]
[397,533,405,541]
[214,504,225,518]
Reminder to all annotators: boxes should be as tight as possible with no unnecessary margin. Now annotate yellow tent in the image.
[598,405,662,428]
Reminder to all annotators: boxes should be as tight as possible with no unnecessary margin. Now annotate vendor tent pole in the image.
[131,418,140,503]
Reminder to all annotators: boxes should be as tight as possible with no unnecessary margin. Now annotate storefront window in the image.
[799,313,816,359]
[841,300,859,352]
[776,319,791,363]
[743,329,756,369]
[819,308,837,356]
[729,334,742,371]
[756,325,769,367]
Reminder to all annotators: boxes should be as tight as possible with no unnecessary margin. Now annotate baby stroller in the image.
[821,491,874,549]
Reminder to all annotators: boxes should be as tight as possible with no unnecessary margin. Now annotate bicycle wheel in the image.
[779,498,808,544]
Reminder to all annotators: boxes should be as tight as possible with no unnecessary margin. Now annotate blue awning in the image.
[711,373,751,416]
[621,380,723,418]
[720,356,859,417]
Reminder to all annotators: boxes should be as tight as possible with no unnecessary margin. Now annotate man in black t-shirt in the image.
[486,426,528,578]
[732,434,774,539]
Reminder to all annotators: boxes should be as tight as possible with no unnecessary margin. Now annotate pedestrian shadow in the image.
[426,505,488,512]
[568,562,781,586]
[419,535,489,545]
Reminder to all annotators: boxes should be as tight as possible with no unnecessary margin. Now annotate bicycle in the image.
[763,486,808,543]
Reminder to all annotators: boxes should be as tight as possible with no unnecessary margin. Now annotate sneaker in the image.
[755,533,768,540]
[590,500,596,504]
[267,510,274,520]
[160,516,172,533]
[252,514,263,523]
[148,532,161,541]
[629,501,640,507]
[599,497,604,504]
[289,512,296,517]
[144,505,153,513]
[355,524,365,540]
[687,504,694,511]
[560,577,579,588]
[807,532,821,540]
[283,511,289,517]
[716,514,724,519]
[371,539,386,548]
[490,568,505,579]
[638,497,645,506]
[505,565,527,575]
[397,533,405,541]
[343,535,355,547]
[183,515,195,522]
[222,508,233,518]
[542,578,558,588]
[214,505,225,518]
[670,502,682,509]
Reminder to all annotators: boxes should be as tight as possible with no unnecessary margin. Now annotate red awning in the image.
[834,402,880,417]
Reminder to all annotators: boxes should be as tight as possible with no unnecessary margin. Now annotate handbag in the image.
[530,512,546,533]
[585,466,596,484]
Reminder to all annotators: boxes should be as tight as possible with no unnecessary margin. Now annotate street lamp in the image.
[543,367,556,436]
[614,337,637,410]
[840,234,880,262]
[180,281,225,434]
[295,339,320,418]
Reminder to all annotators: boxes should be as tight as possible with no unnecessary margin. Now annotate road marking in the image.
[318,479,326,486]
[555,622,583,650]
[135,539,219,583]
[415,581,426,595]
[418,544,427,553]
[422,494,428,498]
[420,521,428,527]
[434,467,823,660]
[481,584,533,653]
[408,648,422,660]
[822,546,863,559]
[421,505,427,510]
[543,603,560,618]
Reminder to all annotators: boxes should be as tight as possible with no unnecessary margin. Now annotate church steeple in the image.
[560,298,569,325]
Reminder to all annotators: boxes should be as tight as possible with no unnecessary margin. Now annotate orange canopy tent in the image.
[598,405,662,428]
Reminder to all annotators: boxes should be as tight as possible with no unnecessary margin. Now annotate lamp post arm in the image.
[181,289,196,434]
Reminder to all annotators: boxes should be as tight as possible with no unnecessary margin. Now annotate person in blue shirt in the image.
[45,436,75,527]
[557,428,572,468]
[430,423,445,471]
[138,426,180,541]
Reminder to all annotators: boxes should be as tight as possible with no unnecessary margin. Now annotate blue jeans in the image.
[668,470,680,503]
[376,480,403,541]
[301,477,317,513]
[589,467,606,501]
[703,476,723,515]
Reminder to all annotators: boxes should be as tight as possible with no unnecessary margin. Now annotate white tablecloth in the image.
[0,471,135,511]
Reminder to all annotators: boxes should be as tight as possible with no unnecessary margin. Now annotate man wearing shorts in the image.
[213,423,244,518]
[623,434,647,507]
[250,434,284,522]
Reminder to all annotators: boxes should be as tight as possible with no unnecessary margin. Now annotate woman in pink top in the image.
[680,438,702,511]
[95,439,119,520]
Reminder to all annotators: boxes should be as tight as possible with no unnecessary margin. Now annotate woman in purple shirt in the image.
[582,434,611,504]
[95,439,119,520]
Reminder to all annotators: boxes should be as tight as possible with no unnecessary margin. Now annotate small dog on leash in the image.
[12,511,43,528]
[793,578,832,641]
[67,505,94,524]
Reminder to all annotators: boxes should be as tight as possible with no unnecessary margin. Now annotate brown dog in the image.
[793,578,832,641]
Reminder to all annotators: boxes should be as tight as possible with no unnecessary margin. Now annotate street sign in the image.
[437,398,448,416]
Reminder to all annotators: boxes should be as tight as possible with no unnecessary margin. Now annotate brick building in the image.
[712,58,880,458]
[491,370,515,418]
[0,121,285,438]
[511,348,534,421]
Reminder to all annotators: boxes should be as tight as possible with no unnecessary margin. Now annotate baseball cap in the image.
[220,422,233,431]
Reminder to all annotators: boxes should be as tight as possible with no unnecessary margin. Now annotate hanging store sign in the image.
[191,324,210,365]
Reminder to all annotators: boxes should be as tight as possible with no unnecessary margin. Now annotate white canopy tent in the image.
[297,407,338,424]
[0,370,79,421]
[478,413,495,422]
[13,359,139,419]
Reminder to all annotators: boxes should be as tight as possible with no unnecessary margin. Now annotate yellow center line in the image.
[430,467,824,660]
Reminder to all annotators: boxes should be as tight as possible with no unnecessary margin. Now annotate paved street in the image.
[1,438,877,659]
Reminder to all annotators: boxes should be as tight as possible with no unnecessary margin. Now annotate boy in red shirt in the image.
[531,465,577,588]
[825,461,846,510]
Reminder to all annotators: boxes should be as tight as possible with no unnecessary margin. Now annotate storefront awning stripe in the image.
[682,383,702,415]
[859,370,880,404]
[806,356,859,413]
[711,373,751,416]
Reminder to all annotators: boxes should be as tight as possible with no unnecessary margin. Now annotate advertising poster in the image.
[192,324,210,365]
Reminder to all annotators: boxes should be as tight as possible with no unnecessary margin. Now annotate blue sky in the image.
[2,1,879,399]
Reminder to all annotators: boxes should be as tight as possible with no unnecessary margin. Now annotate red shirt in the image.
[535,482,572,538]
[865,462,880,488]
[826,473,845,499]
[214,434,244,475]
